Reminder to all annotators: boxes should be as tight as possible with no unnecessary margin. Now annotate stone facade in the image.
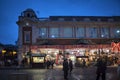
[16,8,120,63]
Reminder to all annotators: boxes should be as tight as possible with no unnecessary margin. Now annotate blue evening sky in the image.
[0,0,120,45]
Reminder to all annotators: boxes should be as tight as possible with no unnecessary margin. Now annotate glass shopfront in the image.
[30,46,111,67]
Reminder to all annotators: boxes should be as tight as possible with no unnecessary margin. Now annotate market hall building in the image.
[16,9,120,66]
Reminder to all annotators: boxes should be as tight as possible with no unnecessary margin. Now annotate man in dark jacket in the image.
[96,58,107,80]
[63,59,69,80]
[69,59,73,73]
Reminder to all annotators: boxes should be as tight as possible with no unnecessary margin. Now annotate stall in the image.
[31,53,46,68]
[75,56,89,67]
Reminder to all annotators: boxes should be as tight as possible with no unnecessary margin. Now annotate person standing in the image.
[117,60,120,80]
[46,59,50,69]
[96,58,107,80]
[69,59,73,73]
[82,59,86,67]
[50,59,55,69]
[63,59,69,80]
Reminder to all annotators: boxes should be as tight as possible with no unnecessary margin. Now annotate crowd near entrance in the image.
[20,44,120,68]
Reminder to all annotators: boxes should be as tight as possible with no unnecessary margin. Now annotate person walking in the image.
[50,59,55,69]
[82,59,86,67]
[46,59,50,69]
[117,60,120,80]
[63,59,69,80]
[69,59,73,73]
[96,58,107,80]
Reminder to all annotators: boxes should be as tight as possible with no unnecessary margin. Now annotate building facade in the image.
[16,9,120,64]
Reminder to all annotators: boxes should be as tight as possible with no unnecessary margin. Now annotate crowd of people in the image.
[62,57,120,80]
[0,54,120,80]
[63,59,73,80]
[95,57,107,80]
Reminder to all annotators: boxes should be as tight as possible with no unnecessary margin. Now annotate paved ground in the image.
[0,65,119,80]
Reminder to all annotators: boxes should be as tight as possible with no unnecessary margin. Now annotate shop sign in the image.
[31,53,46,56]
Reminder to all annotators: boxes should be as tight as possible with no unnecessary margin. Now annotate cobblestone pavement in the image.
[72,66,118,80]
[0,66,118,80]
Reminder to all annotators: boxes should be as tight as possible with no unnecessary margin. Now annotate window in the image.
[100,27,109,38]
[97,18,101,22]
[76,27,85,38]
[27,13,30,17]
[39,28,47,38]
[58,18,64,21]
[73,18,76,21]
[86,27,98,38]
[49,27,59,38]
[24,31,30,43]
[108,18,114,22]
[111,27,120,38]
[62,27,72,38]
[84,18,90,22]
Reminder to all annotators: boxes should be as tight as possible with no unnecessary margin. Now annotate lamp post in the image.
[13,51,17,55]
[2,50,6,55]
[2,49,6,65]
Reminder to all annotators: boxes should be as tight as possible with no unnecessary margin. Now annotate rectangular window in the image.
[100,27,109,38]
[111,27,120,38]
[24,31,30,43]
[86,27,98,38]
[84,18,90,22]
[76,27,85,38]
[58,18,64,21]
[49,27,59,38]
[39,28,47,38]
[62,27,72,38]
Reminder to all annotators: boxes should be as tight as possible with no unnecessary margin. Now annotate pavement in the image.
[0,65,119,80]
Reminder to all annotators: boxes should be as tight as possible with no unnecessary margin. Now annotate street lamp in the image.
[13,51,17,55]
[2,50,6,55]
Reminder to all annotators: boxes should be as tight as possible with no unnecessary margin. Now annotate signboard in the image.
[32,57,44,63]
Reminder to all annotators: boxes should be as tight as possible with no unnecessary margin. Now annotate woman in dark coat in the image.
[96,58,107,80]
[63,59,69,80]
[69,59,73,73]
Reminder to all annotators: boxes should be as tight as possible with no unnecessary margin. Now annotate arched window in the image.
[27,13,30,17]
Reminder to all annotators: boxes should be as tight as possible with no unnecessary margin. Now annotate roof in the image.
[49,16,120,22]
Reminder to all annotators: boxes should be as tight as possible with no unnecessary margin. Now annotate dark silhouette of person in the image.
[82,59,86,67]
[50,59,55,69]
[117,60,120,80]
[96,58,107,80]
[69,59,73,73]
[46,60,50,69]
[63,59,69,80]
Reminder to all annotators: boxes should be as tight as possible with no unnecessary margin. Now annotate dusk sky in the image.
[0,0,120,45]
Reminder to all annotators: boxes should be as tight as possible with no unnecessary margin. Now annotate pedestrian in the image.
[96,58,107,80]
[46,59,50,69]
[69,59,73,73]
[117,60,120,80]
[63,59,69,80]
[50,59,55,69]
[82,59,86,67]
